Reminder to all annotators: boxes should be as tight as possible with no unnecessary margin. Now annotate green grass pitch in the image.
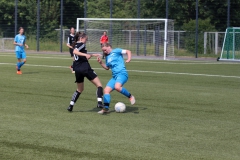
[0,52,240,160]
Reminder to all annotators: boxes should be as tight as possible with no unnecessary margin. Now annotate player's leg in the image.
[90,76,104,108]
[67,83,84,112]
[98,78,115,114]
[114,74,135,105]
[85,67,104,108]
[67,72,84,112]
[18,51,27,70]
[15,51,22,74]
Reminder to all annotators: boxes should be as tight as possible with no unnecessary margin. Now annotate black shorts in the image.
[69,48,74,57]
[74,62,97,83]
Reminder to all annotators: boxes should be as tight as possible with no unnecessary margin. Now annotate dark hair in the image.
[19,27,24,31]
[70,27,74,30]
[101,42,111,48]
[72,32,87,48]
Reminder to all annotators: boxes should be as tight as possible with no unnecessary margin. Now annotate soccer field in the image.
[0,52,240,160]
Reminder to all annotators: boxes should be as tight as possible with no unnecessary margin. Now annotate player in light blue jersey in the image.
[13,27,29,74]
[97,43,135,114]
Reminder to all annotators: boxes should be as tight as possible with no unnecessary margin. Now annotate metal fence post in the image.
[15,0,18,36]
[109,0,113,44]
[136,0,140,56]
[227,0,230,27]
[195,0,199,58]
[60,0,63,52]
[178,31,180,50]
[37,0,40,51]
[84,0,87,33]
[166,0,168,19]
[204,32,207,54]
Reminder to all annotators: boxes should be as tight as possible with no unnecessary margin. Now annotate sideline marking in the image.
[0,54,238,65]
[0,62,240,79]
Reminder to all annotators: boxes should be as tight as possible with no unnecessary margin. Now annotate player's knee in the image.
[104,88,110,94]
[77,89,83,93]
[23,59,27,63]
[77,87,84,92]
[115,86,121,92]
[95,82,102,88]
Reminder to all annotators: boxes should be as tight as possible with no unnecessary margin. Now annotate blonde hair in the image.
[101,42,112,48]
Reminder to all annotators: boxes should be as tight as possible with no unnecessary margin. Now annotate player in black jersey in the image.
[66,27,75,73]
[67,32,104,112]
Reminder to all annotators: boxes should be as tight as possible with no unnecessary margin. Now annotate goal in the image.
[219,27,240,61]
[76,18,174,60]
[0,38,15,51]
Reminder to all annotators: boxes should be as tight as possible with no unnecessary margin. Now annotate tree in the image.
[201,0,240,31]
[87,0,137,18]
[17,0,60,40]
[0,0,15,37]
[182,18,216,54]
[62,0,84,28]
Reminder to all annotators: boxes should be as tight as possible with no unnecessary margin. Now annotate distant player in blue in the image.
[13,27,29,74]
[97,43,136,114]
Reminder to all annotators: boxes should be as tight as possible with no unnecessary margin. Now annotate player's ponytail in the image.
[79,32,87,39]
[72,31,82,48]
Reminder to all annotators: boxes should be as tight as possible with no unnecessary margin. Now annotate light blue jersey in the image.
[14,34,26,52]
[105,48,128,78]
[103,48,133,109]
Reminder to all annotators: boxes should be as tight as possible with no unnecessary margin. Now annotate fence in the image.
[0,0,236,57]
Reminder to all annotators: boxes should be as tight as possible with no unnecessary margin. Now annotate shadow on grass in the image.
[73,105,148,114]
[23,72,40,74]
[66,106,148,115]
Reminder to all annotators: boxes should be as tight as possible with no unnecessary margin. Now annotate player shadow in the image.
[22,72,40,74]
[124,106,140,114]
[70,107,100,113]
[83,105,147,114]
[67,105,147,114]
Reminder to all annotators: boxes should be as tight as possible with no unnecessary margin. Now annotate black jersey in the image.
[67,34,75,45]
[73,42,88,64]
[73,42,97,82]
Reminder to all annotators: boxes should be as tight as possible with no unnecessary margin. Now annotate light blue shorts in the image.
[106,74,128,90]
[15,51,26,59]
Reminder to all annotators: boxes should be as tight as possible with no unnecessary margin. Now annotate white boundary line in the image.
[0,62,240,79]
[0,54,72,60]
[0,54,239,65]
[128,69,240,79]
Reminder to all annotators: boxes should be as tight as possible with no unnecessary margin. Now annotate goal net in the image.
[219,27,240,61]
[76,18,174,60]
[0,38,15,51]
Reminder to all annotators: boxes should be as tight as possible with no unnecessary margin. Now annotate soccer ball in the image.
[114,102,126,113]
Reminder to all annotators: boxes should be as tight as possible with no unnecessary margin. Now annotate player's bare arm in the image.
[97,57,109,70]
[67,43,73,49]
[24,43,29,49]
[91,53,102,57]
[73,49,92,59]
[125,50,132,63]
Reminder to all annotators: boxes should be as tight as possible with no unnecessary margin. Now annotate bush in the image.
[182,18,216,54]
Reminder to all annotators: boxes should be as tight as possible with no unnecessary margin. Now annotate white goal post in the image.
[219,27,240,61]
[76,18,174,60]
[0,38,15,51]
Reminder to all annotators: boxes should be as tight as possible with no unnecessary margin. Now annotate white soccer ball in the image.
[114,102,126,113]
